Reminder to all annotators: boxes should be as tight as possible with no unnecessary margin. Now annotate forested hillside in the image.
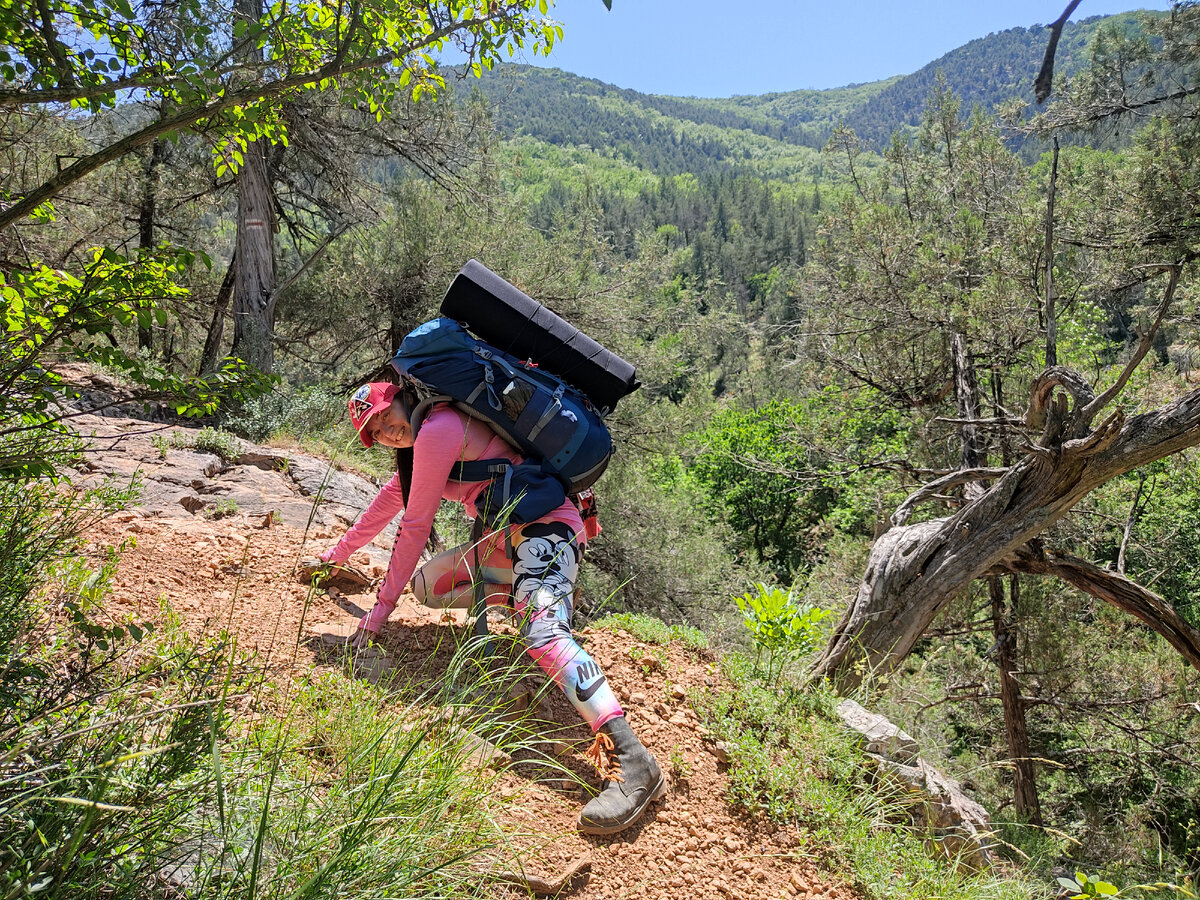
[476,12,1144,154]
[7,3,1200,899]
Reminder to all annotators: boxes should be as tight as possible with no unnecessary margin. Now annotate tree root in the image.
[488,855,592,896]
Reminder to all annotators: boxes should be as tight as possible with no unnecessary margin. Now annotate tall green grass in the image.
[696,653,1040,900]
[3,612,554,899]
[0,470,558,900]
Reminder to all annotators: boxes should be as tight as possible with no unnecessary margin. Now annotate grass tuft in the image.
[591,611,710,650]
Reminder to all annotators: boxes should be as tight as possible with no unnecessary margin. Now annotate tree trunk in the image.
[136,134,168,351]
[230,138,276,372]
[812,372,1200,688]
[228,0,276,373]
[198,256,236,376]
[989,575,1042,825]
[1043,137,1060,368]
[951,330,985,492]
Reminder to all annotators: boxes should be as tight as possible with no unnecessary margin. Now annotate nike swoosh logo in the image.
[576,676,607,703]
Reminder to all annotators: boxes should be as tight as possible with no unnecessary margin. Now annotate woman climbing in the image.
[319,381,665,835]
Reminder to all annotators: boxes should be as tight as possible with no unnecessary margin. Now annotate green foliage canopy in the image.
[684,394,906,580]
[1,245,274,479]
[0,0,564,229]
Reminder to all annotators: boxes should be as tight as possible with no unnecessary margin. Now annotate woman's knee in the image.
[411,567,430,605]
[520,595,575,650]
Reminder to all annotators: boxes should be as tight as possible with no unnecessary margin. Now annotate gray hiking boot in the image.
[578,716,665,835]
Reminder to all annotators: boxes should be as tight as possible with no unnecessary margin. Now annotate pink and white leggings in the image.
[412,522,624,732]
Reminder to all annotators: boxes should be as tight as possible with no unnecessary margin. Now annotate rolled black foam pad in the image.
[440,259,640,412]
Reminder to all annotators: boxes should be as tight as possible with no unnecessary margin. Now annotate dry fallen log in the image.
[487,855,592,896]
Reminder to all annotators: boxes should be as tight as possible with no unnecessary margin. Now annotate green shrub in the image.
[683,393,908,581]
[733,582,830,683]
[581,447,753,637]
[0,474,136,711]
[204,497,240,519]
[188,427,242,461]
[1056,871,1196,900]
[220,385,346,444]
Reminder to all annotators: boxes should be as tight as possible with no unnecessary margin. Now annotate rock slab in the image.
[69,412,396,565]
[835,699,993,870]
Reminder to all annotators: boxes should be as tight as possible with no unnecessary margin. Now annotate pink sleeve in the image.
[374,410,467,608]
[322,473,405,564]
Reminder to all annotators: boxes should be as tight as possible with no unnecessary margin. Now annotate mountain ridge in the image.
[474,10,1157,159]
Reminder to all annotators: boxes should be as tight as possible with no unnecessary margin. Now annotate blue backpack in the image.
[390,317,621,528]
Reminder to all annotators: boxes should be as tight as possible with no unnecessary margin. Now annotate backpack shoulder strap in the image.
[450,457,513,483]
[470,516,492,657]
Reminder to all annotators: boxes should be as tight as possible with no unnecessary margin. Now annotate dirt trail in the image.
[77,409,859,900]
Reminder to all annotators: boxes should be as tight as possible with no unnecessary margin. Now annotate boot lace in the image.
[584,730,625,783]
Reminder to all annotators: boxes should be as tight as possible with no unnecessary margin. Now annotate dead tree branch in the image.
[1005,544,1200,672]
[1035,0,1083,104]
[891,467,1011,527]
[1080,265,1181,423]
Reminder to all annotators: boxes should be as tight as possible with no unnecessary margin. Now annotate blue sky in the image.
[517,1,1171,98]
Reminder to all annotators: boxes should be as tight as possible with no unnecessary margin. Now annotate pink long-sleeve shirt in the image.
[323,404,584,626]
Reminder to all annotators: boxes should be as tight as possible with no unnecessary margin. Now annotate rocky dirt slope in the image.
[74,407,859,900]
